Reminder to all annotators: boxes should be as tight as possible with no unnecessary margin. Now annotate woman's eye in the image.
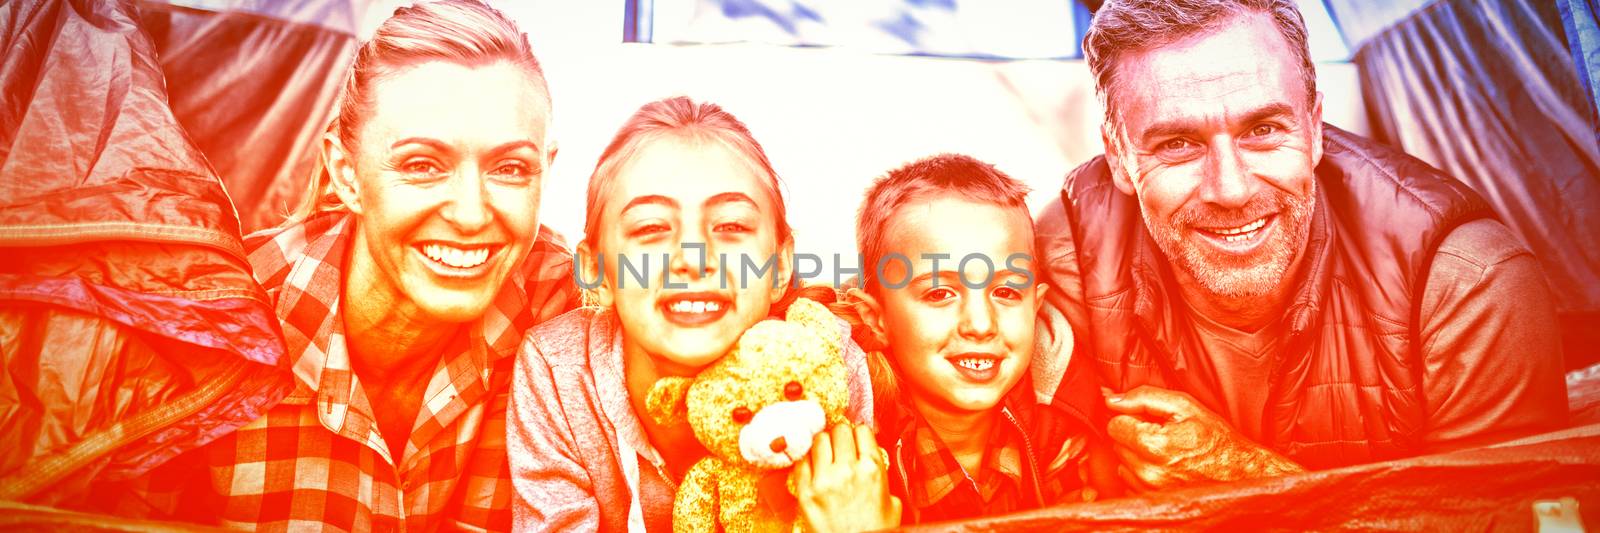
[993,286,1023,301]
[921,287,957,303]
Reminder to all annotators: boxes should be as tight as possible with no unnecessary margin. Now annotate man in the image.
[1036,0,1568,491]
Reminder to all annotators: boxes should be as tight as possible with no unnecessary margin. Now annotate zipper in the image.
[894,437,918,524]
[1001,406,1045,507]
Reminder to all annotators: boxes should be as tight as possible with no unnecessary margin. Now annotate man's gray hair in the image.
[1084,0,1317,141]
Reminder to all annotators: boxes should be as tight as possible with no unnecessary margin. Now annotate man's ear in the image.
[768,238,796,303]
[1102,124,1137,197]
[645,376,695,427]
[546,139,560,172]
[577,240,613,308]
[1308,91,1325,167]
[846,287,888,348]
[324,133,363,215]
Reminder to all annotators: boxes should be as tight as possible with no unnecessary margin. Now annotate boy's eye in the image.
[731,407,753,424]
[993,286,1023,301]
[921,287,957,303]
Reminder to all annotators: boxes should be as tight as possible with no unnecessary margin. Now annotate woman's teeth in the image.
[956,358,995,371]
[668,300,723,313]
[423,244,489,268]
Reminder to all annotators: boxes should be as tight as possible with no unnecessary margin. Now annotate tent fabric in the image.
[1557,0,1600,144]
[137,0,362,232]
[906,424,1600,532]
[0,0,291,502]
[1351,0,1600,369]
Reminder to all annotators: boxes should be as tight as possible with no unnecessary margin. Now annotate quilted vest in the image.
[1062,125,1492,468]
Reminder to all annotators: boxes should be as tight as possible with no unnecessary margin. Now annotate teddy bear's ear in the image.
[645,376,694,427]
[784,297,835,338]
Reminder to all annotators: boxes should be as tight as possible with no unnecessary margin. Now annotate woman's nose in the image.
[441,169,491,232]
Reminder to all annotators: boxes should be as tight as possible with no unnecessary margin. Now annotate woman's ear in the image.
[324,133,363,215]
[768,238,796,303]
[846,287,889,348]
[577,240,612,308]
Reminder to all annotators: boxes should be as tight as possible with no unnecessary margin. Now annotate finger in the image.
[793,455,813,489]
[1105,385,1195,421]
[1116,464,1152,493]
[812,429,833,467]
[830,423,859,464]
[853,423,878,464]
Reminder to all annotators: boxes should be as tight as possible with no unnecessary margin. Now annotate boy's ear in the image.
[323,133,363,215]
[846,287,889,348]
[769,238,796,303]
[645,376,694,427]
[577,240,612,308]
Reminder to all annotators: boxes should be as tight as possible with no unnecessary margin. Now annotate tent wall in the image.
[1352,0,1600,369]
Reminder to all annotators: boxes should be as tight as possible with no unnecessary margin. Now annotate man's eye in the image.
[1249,124,1278,137]
[491,162,531,178]
[402,160,442,175]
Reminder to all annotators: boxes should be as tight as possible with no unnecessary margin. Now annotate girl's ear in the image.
[768,238,796,304]
[324,133,363,215]
[846,287,889,349]
[577,240,612,308]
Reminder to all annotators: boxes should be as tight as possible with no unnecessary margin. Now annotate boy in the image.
[846,154,1113,523]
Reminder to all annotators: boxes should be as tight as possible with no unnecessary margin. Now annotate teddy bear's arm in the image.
[672,458,723,533]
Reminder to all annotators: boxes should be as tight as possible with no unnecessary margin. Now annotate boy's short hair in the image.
[855,153,1034,292]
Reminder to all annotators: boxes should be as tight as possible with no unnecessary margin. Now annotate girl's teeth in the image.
[669,300,723,313]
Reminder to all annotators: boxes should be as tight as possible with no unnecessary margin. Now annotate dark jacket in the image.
[1043,125,1505,468]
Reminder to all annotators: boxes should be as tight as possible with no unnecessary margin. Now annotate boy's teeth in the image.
[669,300,723,313]
[422,244,489,268]
[957,358,995,371]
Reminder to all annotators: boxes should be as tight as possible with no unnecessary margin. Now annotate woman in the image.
[509,96,899,532]
[114,1,578,530]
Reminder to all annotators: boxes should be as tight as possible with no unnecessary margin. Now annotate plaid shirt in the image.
[884,376,1096,524]
[119,212,577,531]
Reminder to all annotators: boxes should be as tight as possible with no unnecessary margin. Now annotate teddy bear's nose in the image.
[769,437,787,453]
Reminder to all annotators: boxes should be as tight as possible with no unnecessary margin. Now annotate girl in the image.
[509,97,896,532]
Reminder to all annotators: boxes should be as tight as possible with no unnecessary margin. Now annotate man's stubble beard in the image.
[1141,180,1317,299]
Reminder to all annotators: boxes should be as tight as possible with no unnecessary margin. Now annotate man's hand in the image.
[1104,386,1303,492]
[791,423,902,532]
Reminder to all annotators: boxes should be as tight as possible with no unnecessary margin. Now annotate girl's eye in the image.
[993,286,1023,301]
[732,407,753,424]
[713,222,750,233]
[922,287,957,303]
[630,223,670,237]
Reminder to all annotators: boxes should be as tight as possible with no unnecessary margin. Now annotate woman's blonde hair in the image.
[294,0,548,220]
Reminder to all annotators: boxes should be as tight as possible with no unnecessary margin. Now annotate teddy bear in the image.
[645,297,851,533]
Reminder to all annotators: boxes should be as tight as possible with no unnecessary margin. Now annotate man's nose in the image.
[1198,142,1256,208]
[441,168,491,232]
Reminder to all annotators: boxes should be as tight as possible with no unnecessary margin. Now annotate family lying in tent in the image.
[0,0,1589,531]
